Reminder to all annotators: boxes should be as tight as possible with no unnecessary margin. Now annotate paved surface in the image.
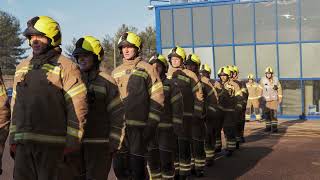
[2,119,320,180]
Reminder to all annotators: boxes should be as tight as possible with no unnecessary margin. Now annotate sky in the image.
[0,0,156,51]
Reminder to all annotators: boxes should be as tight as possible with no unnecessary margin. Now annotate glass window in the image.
[160,10,173,47]
[234,3,253,43]
[304,80,320,116]
[213,5,232,45]
[301,0,320,41]
[214,46,234,72]
[277,0,299,42]
[161,48,172,59]
[279,80,302,116]
[256,45,278,78]
[302,43,320,78]
[194,47,215,78]
[235,46,255,79]
[192,7,212,46]
[279,44,300,78]
[173,8,192,46]
[255,2,276,42]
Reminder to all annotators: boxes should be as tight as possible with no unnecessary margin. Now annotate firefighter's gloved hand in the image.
[273,85,278,91]
[10,144,16,159]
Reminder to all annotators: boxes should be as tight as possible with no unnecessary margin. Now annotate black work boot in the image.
[265,127,271,132]
[195,169,204,177]
[236,142,240,149]
[206,159,214,167]
[225,150,233,157]
[240,137,245,143]
[214,148,221,153]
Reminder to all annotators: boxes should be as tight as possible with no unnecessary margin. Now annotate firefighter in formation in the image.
[1,15,285,180]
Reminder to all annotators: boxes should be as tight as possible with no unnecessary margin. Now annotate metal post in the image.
[114,37,117,69]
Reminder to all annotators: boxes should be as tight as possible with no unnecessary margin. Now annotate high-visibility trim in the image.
[183,112,193,116]
[0,86,6,96]
[208,89,215,96]
[67,126,83,138]
[90,84,106,95]
[177,75,190,83]
[180,163,191,167]
[194,105,202,112]
[110,132,121,141]
[15,65,33,76]
[256,114,262,120]
[208,106,217,112]
[192,82,201,92]
[14,132,65,143]
[245,115,251,120]
[167,75,172,79]
[162,174,175,179]
[126,120,146,126]
[158,123,173,128]
[65,83,87,100]
[248,96,260,100]
[107,96,122,111]
[151,173,162,178]
[148,112,161,122]
[278,95,283,97]
[112,70,126,79]
[172,117,183,124]
[170,93,182,104]
[82,138,109,143]
[236,104,243,108]
[132,69,148,79]
[179,167,191,171]
[163,85,170,91]
[222,108,235,112]
[149,82,163,95]
[42,64,63,77]
[9,125,16,133]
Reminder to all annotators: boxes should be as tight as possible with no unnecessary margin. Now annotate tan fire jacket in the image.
[200,76,218,116]
[0,70,10,146]
[9,48,88,148]
[112,57,164,131]
[246,81,262,101]
[214,79,242,111]
[82,69,125,151]
[167,67,204,119]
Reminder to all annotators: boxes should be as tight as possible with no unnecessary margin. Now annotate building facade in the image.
[153,0,320,119]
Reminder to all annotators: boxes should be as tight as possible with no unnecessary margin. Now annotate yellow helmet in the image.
[200,64,211,74]
[23,16,61,47]
[73,36,104,61]
[217,66,231,77]
[185,54,201,66]
[232,65,239,74]
[168,46,186,61]
[149,53,169,70]
[247,73,254,79]
[118,32,142,51]
[226,65,234,72]
[265,66,273,74]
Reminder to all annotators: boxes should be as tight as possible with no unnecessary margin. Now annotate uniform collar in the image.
[82,68,99,84]
[30,47,61,66]
[123,56,141,66]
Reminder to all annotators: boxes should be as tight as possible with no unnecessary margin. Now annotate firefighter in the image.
[9,16,88,180]
[260,67,282,133]
[231,65,248,144]
[199,64,219,167]
[72,36,125,180]
[245,73,262,121]
[112,32,164,180]
[214,66,242,157]
[148,54,183,180]
[0,68,10,175]
[167,46,204,179]
[184,54,207,176]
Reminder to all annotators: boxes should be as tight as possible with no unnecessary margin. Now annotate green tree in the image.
[64,37,77,60]
[0,11,26,74]
[139,26,156,60]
